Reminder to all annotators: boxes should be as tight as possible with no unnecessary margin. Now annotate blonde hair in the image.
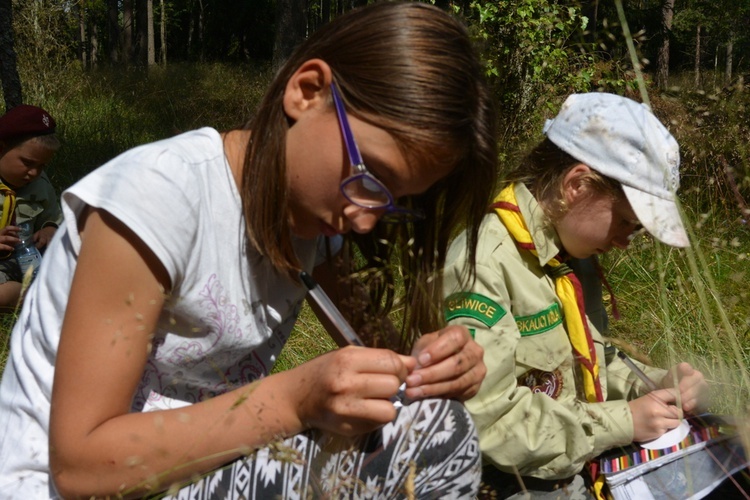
[507,138,623,222]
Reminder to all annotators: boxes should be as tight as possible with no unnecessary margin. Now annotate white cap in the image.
[543,92,689,248]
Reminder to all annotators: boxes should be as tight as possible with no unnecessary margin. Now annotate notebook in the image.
[599,414,748,499]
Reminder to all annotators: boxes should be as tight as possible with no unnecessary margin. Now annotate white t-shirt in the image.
[0,128,326,498]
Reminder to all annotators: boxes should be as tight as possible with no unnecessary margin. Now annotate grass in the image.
[601,223,750,414]
[29,62,272,189]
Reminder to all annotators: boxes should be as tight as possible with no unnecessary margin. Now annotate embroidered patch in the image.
[515,303,563,337]
[518,368,564,399]
[444,292,506,327]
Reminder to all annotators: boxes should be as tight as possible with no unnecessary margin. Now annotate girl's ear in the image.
[283,59,333,121]
[562,163,592,205]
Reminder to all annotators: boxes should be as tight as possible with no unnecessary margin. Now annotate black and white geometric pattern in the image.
[157,398,481,499]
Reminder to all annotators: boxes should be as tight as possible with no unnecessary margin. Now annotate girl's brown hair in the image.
[240,1,498,350]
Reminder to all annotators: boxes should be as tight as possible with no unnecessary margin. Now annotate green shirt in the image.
[1,172,63,230]
[443,183,666,480]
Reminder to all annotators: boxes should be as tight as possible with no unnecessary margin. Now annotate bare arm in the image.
[49,209,411,498]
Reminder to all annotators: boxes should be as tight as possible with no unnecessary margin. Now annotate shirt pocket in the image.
[514,321,571,373]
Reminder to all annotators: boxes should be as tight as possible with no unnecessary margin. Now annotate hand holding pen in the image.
[300,271,406,408]
[617,350,708,413]
[617,350,660,391]
[301,271,485,404]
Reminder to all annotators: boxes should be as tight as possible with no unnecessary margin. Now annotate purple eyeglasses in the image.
[331,82,425,222]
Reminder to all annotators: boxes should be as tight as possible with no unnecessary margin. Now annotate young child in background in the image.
[0,105,62,310]
[0,2,497,498]
[443,93,709,499]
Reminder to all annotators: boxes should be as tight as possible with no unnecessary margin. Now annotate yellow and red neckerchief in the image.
[0,180,16,229]
[491,183,603,403]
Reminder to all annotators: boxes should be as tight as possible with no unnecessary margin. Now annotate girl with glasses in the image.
[0,2,498,498]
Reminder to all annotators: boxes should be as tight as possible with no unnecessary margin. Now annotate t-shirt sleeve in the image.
[62,144,204,288]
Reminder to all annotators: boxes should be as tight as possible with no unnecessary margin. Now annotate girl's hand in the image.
[33,225,57,249]
[288,346,416,437]
[0,225,20,253]
[628,389,682,442]
[660,362,709,413]
[404,325,485,402]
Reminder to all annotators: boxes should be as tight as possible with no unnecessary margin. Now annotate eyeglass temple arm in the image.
[330,83,364,168]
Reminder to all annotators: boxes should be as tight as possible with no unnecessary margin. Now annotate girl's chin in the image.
[319,223,341,238]
[289,223,327,240]
[290,229,320,240]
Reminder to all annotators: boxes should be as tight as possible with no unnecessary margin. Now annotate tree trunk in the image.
[160,0,166,65]
[272,0,307,70]
[714,45,718,88]
[123,0,134,66]
[147,0,155,66]
[90,21,98,67]
[187,0,193,56]
[656,0,675,89]
[0,0,22,109]
[135,0,148,66]
[694,24,701,88]
[321,0,330,26]
[107,0,120,63]
[78,0,87,69]
[725,35,734,86]
[195,0,205,62]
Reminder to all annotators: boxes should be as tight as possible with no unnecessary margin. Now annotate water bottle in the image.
[15,222,42,281]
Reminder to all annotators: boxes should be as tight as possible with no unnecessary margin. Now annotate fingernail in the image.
[407,373,422,386]
[418,352,431,366]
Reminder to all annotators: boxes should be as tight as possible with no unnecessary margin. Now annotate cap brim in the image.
[622,185,690,248]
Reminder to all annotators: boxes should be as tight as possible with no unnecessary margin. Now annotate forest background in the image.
[0,0,749,425]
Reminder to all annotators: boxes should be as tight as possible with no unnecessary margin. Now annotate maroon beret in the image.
[0,104,57,141]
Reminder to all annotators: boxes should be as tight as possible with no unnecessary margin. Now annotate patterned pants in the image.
[157,398,481,499]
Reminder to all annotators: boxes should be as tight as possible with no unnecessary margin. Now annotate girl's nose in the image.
[343,205,383,234]
[612,238,630,250]
[612,232,632,250]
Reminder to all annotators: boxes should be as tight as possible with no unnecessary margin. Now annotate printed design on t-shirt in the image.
[136,275,247,404]
[155,275,238,369]
[199,273,243,341]
[514,303,563,337]
[444,292,506,327]
[133,275,306,410]
[517,368,564,399]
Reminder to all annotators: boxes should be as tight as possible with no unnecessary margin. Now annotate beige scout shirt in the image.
[443,183,666,480]
[2,172,63,229]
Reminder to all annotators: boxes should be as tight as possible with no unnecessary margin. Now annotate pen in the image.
[299,271,404,408]
[617,350,660,392]
[299,271,365,347]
